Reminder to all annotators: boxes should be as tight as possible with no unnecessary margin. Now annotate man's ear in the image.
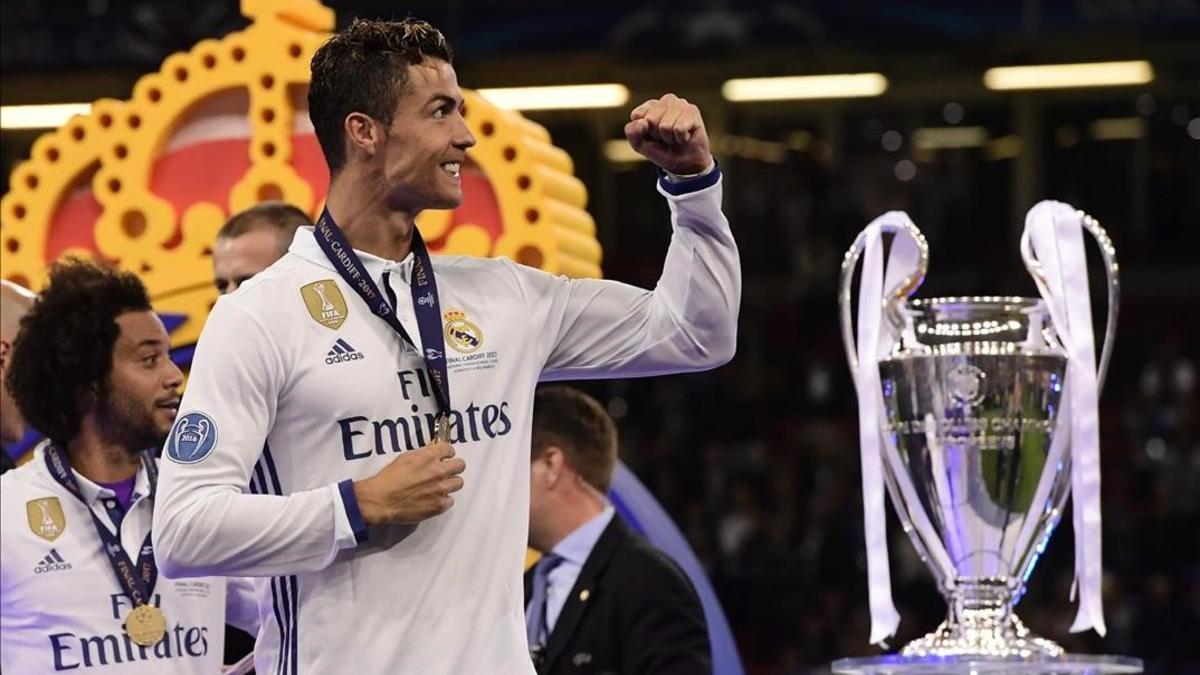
[76,380,103,416]
[542,446,566,488]
[344,112,382,160]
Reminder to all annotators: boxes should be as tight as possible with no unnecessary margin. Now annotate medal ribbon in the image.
[44,444,158,608]
[313,209,451,420]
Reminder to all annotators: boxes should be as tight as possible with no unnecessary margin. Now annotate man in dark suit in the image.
[526,386,711,675]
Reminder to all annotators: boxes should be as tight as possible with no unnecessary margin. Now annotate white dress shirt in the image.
[543,506,615,633]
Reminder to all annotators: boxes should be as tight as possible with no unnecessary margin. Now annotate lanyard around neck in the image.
[312,209,452,420]
[43,444,158,607]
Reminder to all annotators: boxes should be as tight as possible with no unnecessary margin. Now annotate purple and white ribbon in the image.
[853,212,922,644]
[1021,201,1106,636]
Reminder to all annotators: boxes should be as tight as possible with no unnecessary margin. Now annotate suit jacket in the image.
[524,516,712,675]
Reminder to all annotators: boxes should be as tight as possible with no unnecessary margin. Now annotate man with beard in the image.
[0,260,257,673]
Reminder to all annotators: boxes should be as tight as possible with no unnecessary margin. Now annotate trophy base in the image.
[831,654,1144,674]
[901,615,1063,659]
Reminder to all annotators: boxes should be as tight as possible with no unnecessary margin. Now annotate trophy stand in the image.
[832,654,1145,674]
[902,577,1063,658]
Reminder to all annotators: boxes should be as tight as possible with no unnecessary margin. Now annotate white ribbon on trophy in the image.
[852,211,921,644]
[1020,200,1107,636]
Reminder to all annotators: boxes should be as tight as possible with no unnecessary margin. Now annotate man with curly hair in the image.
[0,260,257,673]
[154,16,739,674]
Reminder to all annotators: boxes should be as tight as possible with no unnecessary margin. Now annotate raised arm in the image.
[534,94,741,380]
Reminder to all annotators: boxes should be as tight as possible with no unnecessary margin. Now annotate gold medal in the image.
[124,604,167,646]
[434,415,451,443]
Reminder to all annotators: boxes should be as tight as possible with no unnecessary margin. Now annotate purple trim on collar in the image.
[96,476,137,510]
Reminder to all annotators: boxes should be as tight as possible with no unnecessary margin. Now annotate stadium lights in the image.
[476,84,629,111]
[1,103,92,130]
[603,139,646,163]
[1089,117,1145,141]
[983,61,1153,91]
[721,74,888,102]
[912,126,989,150]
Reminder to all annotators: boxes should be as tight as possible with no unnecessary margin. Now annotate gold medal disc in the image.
[434,415,451,443]
[125,604,167,646]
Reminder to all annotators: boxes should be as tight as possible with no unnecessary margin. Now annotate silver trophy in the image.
[833,209,1143,673]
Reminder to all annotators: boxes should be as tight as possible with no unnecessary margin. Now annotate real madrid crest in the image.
[301,280,349,330]
[444,308,483,354]
[27,497,66,541]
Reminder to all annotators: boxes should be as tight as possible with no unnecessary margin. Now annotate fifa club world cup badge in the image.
[27,497,66,541]
[301,280,349,330]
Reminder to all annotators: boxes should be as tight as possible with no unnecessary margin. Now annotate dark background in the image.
[3,2,1198,673]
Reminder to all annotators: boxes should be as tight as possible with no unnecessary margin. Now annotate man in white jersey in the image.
[0,260,258,673]
[153,16,739,674]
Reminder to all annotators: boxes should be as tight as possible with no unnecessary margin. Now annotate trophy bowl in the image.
[878,296,1069,658]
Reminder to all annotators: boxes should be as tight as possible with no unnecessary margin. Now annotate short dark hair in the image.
[217,201,311,252]
[5,259,152,443]
[308,17,454,173]
[531,386,618,493]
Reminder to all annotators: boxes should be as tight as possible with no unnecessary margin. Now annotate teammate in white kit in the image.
[0,260,257,673]
[153,17,740,674]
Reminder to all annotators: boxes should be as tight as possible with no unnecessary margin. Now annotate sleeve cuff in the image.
[657,160,721,196]
[333,480,369,548]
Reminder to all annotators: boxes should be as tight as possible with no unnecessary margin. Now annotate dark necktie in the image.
[526,553,564,657]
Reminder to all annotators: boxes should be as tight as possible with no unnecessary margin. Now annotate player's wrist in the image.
[662,156,714,180]
[351,479,384,526]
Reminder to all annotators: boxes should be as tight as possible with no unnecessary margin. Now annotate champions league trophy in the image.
[832,202,1143,674]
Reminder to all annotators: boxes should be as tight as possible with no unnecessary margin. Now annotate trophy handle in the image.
[838,221,929,374]
[1019,211,1119,388]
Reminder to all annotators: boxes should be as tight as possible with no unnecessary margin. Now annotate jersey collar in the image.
[289,226,417,284]
[34,441,153,506]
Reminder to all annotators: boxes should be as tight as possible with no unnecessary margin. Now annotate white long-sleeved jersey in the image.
[0,444,258,673]
[153,172,739,674]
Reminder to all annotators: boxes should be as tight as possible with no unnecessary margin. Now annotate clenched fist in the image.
[624,93,713,176]
[352,441,466,525]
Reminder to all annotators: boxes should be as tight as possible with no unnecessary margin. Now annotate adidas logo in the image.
[325,338,364,365]
[34,548,72,574]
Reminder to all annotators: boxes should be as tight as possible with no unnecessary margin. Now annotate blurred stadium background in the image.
[2,2,1198,673]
